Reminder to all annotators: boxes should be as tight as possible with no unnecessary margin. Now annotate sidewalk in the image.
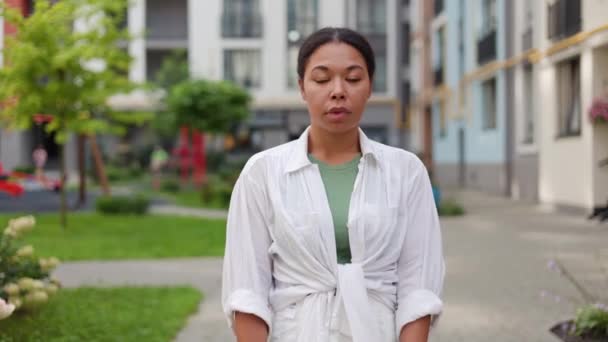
[433,190,608,342]
[149,204,228,220]
[52,191,608,342]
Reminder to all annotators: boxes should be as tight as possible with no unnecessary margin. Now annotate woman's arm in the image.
[394,156,445,340]
[222,169,274,340]
[234,312,269,342]
[399,315,431,342]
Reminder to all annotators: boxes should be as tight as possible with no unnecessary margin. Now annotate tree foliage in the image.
[167,79,251,133]
[0,0,139,142]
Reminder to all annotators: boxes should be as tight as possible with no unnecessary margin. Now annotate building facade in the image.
[128,0,405,151]
[1,0,411,172]
[420,0,608,212]
[536,0,608,212]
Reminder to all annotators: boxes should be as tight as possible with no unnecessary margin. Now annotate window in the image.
[482,78,497,130]
[522,65,535,144]
[357,0,386,34]
[401,81,411,124]
[223,50,262,88]
[434,27,446,85]
[286,0,318,88]
[556,57,581,137]
[481,0,496,36]
[287,0,317,39]
[439,100,447,138]
[147,0,189,40]
[357,0,387,92]
[402,23,410,66]
[374,56,387,92]
[222,0,263,38]
[458,0,465,77]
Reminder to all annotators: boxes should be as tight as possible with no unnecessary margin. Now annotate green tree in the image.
[168,79,251,133]
[151,49,189,144]
[167,79,251,187]
[0,0,143,227]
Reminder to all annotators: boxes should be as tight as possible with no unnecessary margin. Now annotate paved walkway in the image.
[149,204,228,220]
[52,191,608,342]
[432,191,607,342]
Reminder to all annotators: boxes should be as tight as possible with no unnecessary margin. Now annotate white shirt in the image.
[222,126,445,342]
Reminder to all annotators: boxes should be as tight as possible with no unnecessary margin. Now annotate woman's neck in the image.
[308,125,361,165]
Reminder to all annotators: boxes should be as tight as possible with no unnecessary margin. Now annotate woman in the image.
[222,27,445,342]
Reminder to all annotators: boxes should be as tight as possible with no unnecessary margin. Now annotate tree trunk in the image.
[77,134,87,206]
[59,141,68,229]
[89,134,110,196]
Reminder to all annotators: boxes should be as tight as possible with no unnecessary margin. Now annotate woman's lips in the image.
[326,111,348,121]
[326,108,350,122]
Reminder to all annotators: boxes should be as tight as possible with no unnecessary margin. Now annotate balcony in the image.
[434,0,444,16]
[222,12,263,38]
[146,0,188,48]
[433,66,444,86]
[477,29,497,65]
[547,0,581,40]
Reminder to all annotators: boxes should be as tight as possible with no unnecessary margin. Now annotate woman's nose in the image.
[330,79,346,100]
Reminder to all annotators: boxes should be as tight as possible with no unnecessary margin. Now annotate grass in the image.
[0,213,227,261]
[0,286,202,342]
[167,190,228,210]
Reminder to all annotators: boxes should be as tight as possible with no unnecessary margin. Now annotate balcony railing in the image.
[477,29,497,65]
[434,0,444,16]
[222,12,263,38]
[547,0,581,40]
[433,66,444,86]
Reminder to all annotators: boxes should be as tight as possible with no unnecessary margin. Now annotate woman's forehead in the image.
[306,42,367,72]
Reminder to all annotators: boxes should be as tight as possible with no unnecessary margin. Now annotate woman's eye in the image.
[314,79,329,84]
[346,78,361,83]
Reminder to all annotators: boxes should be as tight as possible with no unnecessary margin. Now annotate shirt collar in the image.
[285,125,379,174]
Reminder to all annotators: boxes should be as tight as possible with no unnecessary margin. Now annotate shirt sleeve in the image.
[395,157,445,336]
[221,169,273,332]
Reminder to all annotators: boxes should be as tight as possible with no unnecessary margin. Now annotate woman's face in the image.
[299,42,372,135]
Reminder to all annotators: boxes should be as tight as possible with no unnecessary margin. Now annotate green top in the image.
[308,153,361,264]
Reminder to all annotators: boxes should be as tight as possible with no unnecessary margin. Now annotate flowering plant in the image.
[545,258,608,341]
[0,216,61,320]
[588,94,608,124]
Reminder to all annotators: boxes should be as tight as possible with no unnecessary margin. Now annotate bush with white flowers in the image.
[0,216,61,320]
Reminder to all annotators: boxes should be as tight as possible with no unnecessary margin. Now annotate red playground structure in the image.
[0,162,24,197]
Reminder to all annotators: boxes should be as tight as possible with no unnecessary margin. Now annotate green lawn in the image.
[0,286,202,342]
[167,190,228,210]
[0,213,226,261]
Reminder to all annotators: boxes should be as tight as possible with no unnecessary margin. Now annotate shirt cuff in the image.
[224,289,273,333]
[395,288,443,336]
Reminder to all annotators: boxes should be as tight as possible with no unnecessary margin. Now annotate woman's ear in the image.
[298,78,307,101]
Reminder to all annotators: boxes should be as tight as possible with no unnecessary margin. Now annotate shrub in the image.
[438,199,465,216]
[0,216,61,319]
[12,166,35,175]
[95,196,150,215]
[201,176,233,209]
[206,151,226,173]
[104,165,144,182]
[161,179,180,193]
[104,166,130,182]
[574,304,608,338]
